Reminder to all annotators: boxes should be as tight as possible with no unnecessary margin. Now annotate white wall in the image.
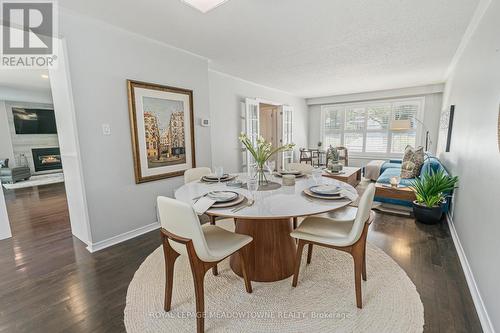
[307,85,444,166]
[208,70,308,173]
[0,86,53,104]
[59,10,212,243]
[440,0,498,331]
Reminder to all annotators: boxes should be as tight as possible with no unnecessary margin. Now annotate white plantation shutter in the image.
[344,107,365,152]
[320,97,423,156]
[344,132,364,152]
[366,104,391,153]
[393,101,419,128]
[321,106,343,148]
[344,107,365,131]
[391,101,420,153]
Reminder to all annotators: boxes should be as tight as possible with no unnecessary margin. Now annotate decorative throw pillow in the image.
[400,146,424,179]
[0,158,8,168]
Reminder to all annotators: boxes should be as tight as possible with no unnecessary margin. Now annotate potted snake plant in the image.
[409,169,458,224]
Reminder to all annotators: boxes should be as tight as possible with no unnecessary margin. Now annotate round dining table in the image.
[175,173,359,282]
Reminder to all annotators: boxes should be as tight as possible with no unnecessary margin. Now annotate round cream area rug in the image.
[125,220,424,333]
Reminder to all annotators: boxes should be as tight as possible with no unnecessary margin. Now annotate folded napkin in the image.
[340,189,358,201]
[193,196,216,215]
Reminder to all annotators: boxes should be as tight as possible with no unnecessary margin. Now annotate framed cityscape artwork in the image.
[127,80,196,183]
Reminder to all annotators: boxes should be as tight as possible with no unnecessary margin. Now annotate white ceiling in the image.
[0,69,50,91]
[59,0,479,97]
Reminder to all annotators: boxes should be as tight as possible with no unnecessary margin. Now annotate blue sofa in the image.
[375,156,451,211]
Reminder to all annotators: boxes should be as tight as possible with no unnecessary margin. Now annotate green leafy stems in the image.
[410,169,458,207]
[239,133,295,168]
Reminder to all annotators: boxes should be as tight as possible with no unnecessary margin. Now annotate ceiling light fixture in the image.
[180,0,229,13]
[41,74,49,79]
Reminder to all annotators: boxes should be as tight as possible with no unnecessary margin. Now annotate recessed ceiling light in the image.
[41,74,49,79]
[181,0,229,13]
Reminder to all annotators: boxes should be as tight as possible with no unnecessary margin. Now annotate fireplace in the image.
[32,148,62,172]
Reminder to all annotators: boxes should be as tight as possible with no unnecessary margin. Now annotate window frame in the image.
[319,97,425,158]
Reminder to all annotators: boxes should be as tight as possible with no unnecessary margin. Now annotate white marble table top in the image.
[174,173,359,220]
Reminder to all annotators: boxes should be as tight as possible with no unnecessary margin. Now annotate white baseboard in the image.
[447,213,495,333]
[86,221,160,253]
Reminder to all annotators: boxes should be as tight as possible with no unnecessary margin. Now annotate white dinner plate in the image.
[204,173,230,180]
[303,188,346,200]
[274,172,306,178]
[211,194,246,208]
[309,184,342,195]
[201,175,236,183]
[279,170,302,175]
[206,191,238,202]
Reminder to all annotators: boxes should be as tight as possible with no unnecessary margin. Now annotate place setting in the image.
[273,169,307,178]
[199,174,236,184]
[191,178,259,214]
[302,183,357,202]
[197,166,235,184]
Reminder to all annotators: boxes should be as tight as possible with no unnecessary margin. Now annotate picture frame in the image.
[127,80,196,184]
[437,104,455,154]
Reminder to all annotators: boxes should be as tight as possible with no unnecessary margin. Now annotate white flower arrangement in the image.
[239,132,295,168]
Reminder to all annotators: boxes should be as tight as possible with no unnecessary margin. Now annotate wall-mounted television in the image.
[12,108,57,134]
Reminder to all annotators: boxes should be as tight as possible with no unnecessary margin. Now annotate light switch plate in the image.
[201,118,210,127]
[102,124,111,135]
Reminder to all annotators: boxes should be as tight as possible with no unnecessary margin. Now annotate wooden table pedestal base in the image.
[230,218,297,282]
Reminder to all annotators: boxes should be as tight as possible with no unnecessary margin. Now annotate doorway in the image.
[0,38,91,247]
[259,103,280,170]
[0,68,72,246]
[243,98,293,173]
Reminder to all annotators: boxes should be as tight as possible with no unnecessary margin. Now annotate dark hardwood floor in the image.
[0,183,482,332]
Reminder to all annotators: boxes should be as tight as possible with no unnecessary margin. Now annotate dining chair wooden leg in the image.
[193,273,205,333]
[238,249,253,293]
[292,240,306,287]
[161,233,180,312]
[362,239,367,281]
[207,216,218,276]
[352,243,364,309]
[188,256,208,333]
[306,244,313,264]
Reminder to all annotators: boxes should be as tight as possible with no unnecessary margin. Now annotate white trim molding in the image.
[306,83,444,106]
[208,69,296,97]
[445,0,492,79]
[86,222,160,253]
[447,213,495,333]
[0,182,12,240]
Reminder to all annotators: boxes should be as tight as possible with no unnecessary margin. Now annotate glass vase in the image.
[254,163,268,185]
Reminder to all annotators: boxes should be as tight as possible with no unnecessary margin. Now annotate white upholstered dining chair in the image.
[184,167,212,184]
[290,183,376,308]
[157,196,253,333]
[287,162,314,175]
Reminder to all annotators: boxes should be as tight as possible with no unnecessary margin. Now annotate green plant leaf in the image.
[410,169,458,207]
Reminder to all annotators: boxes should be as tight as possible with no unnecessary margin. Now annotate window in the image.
[321,98,423,155]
